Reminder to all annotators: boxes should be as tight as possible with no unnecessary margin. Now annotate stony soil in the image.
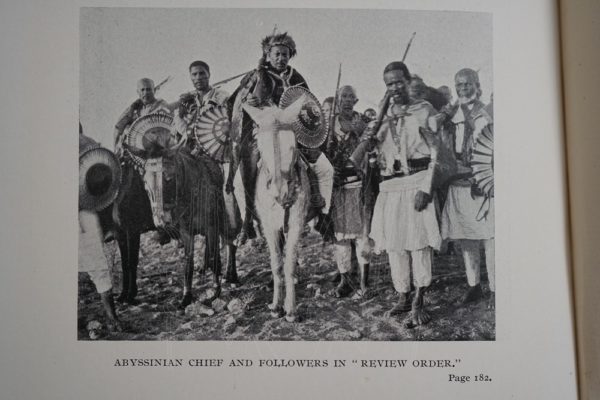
[78,230,495,341]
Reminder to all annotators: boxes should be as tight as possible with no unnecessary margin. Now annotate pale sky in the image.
[80,7,492,146]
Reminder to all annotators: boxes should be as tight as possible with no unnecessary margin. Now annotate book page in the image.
[0,0,577,399]
[561,0,600,399]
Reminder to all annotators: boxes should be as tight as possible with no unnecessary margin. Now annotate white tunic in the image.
[441,108,495,240]
[369,100,441,252]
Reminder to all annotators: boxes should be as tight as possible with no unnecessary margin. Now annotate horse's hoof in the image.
[223,275,240,286]
[352,289,373,301]
[126,297,140,306]
[284,314,297,323]
[268,304,284,318]
[179,294,193,310]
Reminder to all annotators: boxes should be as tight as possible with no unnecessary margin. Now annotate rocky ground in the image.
[78,229,495,341]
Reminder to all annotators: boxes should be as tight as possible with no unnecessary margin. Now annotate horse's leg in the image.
[179,229,194,309]
[224,240,239,286]
[238,146,259,242]
[204,226,222,302]
[264,225,284,317]
[283,207,302,322]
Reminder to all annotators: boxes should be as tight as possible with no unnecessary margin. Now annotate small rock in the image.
[314,288,322,298]
[185,302,215,317]
[224,316,237,333]
[87,320,103,340]
[349,330,362,339]
[86,320,102,331]
[212,298,228,313]
[180,321,194,330]
[227,298,244,314]
[306,283,316,290]
[197,288,218,303]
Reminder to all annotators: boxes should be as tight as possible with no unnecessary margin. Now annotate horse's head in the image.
[243,95,306,207]
[122,129,184,228]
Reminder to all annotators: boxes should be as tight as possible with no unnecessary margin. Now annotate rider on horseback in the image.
[229,31,335,244]
[114,78,172,157]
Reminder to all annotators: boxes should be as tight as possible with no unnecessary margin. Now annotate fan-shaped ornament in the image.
[124,113,174,155]
[279,86,328,148]
[190,105,231,162]
[79,145,122,211]
[471,123,494,196]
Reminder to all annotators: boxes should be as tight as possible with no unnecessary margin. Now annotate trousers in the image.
[388,247,433,293]
[334,237,370,274]
[460,239,495,292]
[79,210,112,294]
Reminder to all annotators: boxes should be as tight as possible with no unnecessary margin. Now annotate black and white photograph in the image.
[78,7,495,341]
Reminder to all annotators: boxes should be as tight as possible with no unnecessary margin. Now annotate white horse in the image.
[242,97,310,322]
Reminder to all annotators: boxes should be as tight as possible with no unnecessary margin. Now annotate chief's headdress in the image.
[261,32,297,58]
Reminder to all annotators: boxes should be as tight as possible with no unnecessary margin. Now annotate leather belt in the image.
[381,158,431,181]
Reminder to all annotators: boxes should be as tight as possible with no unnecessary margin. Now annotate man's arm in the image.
[114,107,133,150]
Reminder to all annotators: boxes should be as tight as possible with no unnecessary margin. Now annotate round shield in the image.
[191,105,231,162]
[279,86,328,148]
[471,123,494,196]
[79,146,122,211]
[125,113,174,154]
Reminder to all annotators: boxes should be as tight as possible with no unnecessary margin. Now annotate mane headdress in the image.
[261,32,297,58]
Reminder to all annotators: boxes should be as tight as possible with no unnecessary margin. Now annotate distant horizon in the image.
[80,7,492,147]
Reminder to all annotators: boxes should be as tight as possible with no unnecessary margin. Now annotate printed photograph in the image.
[78,7,494,341]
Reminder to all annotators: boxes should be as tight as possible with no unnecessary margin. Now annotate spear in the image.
[326,63,342,152]
[402,32,416,62]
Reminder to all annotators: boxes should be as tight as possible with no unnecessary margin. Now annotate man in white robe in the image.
[369,62,441,326]
[441,68,495,308]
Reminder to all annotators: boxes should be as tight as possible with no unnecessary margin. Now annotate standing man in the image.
[114,78,172,154]
[229,31,334,244]
[441,68,495,307]
[79,130,122,332]
[325,85,371,298]
[368,62,442,326]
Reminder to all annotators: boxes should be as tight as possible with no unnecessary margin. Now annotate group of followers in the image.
[81,31,495,331]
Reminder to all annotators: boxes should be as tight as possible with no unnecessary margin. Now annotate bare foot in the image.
[384,292,411,318]
[487,292,495,310]
[334,274,353,298]
[462,284,483,304]
[405,287,431,328]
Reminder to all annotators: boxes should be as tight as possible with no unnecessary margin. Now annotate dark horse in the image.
[113,143,240,309]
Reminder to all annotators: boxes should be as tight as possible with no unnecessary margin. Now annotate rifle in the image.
[402,32,416,62]
[154,76,172,92]
[212,71,253,88]
[348,32,416,169]
[325,63,342,154]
